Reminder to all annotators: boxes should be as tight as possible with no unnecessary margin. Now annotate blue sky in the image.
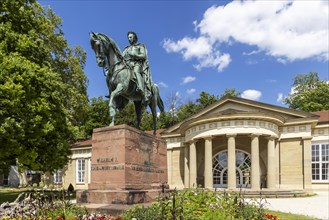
[39,0,328,109]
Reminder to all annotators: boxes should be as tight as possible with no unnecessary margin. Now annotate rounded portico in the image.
[162,96,319,192]
[181,112,281,190]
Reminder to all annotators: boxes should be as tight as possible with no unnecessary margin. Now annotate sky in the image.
[39,0,328,110]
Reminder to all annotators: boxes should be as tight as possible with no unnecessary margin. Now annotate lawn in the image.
[0,188,25,204]
[266,209,320,220]
[0,188,76,204]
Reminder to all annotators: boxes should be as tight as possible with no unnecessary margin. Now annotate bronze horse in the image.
[90,32,164,135]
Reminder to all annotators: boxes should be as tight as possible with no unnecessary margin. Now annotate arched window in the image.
[213,150,251,188]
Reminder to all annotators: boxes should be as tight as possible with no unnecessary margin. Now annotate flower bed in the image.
[1,185,280,220]
[123,188,271,220]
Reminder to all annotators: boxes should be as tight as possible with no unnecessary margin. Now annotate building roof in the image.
[311,110,329,123]
[162,95,319,135]
[71,138,92,148]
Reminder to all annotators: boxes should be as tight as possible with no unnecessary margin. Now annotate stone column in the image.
[204,137,213,189]
[302,137,313,191]
[189,140,197,188]
[267,136,276,189]
[184,144,190,188]
[227,134,237,189]
[167,149,173,187]
[251,134,260,190]
[275,141,280,187]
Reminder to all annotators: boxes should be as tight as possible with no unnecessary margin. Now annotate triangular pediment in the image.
[162,96,319,135]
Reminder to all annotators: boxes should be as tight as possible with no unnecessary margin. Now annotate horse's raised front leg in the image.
[109,83,124,126]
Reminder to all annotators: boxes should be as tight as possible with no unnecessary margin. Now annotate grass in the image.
[0,188,25,203]
[0,187,76,204]
[266,209,320,220]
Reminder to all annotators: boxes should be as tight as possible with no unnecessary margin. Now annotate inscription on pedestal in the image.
[97,157,118,163]
[91,165,124,171]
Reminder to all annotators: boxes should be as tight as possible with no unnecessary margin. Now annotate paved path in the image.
[263,191,329,220]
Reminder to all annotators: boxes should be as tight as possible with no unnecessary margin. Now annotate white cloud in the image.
[197,1,328,62]
[162,36,212,60]
[163,1,328,70]
[186,88,196,95]
[290,86,297,94]
[158,82,168,88]
[194,52,231,72]
[243,50,261,56]
[241,90,262,101]
[162,37,231,72]
[181,76,196,84]
[277,93,284,103]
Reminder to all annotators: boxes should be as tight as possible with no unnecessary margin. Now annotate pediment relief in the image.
[195,98,315,121]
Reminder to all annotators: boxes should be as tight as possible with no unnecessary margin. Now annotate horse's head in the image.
[90,32,106,67]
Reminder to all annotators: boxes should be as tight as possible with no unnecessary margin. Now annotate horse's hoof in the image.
[109,122,114,126]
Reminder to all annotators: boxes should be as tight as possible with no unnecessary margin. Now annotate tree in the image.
[83,97,111,137]
[176,101,199,121]
[174,90,240,124]
[115,102,136,127]
[284,72,329,112]
[0,0,88,173]
[196,91,218,109]
[220,88,241,98]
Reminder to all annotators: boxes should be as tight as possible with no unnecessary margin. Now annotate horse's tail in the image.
[153,84,164,112]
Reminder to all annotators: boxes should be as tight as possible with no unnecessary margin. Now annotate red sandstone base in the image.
[77,125,167,205]
[77,189,163,205]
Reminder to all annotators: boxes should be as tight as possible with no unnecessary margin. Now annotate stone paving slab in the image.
[263,190,329,220]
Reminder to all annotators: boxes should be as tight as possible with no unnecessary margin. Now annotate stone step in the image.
[212,189,312,198]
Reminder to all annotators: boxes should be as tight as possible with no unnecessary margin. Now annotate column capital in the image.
[203,136,213,141]
[250,133,262,138]
[265,135,276,141]
[186,139,198,145]
[226,133,237,138]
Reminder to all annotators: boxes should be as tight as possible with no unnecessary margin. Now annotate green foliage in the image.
[196,91,218,109]
[82,97,111,136]
[159,89,241,128]
[115,102,136,127]
[284,72,329,112]
[220,88,241,98]
[176,101,200,121]
[123,188,268,220]
[157,111,179,128]
[0,0,88,172]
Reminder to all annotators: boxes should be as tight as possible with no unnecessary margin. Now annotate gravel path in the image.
[263,190,329,220]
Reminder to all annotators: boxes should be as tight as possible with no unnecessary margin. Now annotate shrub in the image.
[123,188,268,220]
[68,183,75,193]
[0,187,87,219]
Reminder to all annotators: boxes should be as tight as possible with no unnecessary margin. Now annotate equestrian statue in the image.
[89,32,164,135]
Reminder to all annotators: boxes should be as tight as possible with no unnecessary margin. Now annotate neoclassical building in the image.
[161,96,329,191]
[3,96,327,193]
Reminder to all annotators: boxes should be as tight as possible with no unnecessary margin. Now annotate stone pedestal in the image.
[77,125,167,205]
